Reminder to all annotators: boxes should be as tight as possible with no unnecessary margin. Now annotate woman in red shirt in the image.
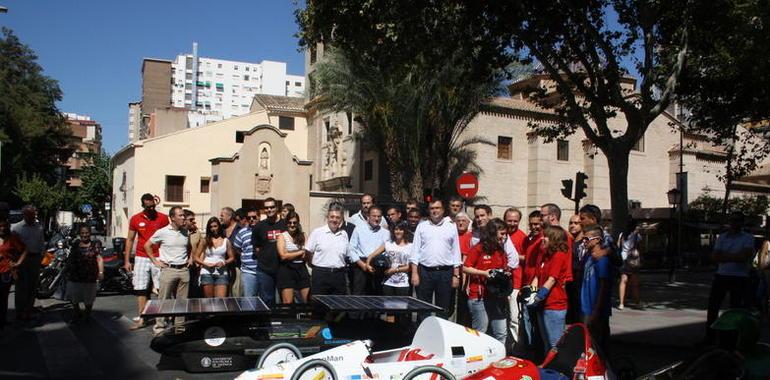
[463,218,510,344]
[527,225,570,351]
[0,220,27,330]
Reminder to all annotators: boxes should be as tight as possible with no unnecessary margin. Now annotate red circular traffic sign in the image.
[456,173,479,199]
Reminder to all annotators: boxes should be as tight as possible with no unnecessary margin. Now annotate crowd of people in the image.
[118,191,643,356]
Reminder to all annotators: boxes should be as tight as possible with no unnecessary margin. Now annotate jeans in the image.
[416,266,453,320]
[508,289,520,346]
[241,268,276,305]
[468,298,506,344]
[522,306,535,346]
[537,309,567,350]
[0,278,11,328]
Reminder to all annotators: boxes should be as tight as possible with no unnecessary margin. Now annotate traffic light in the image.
[561,179,573,199]
[575,172,589,200]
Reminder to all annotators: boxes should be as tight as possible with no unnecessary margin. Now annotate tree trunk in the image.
[606,149,630,239]
[721,132,736,217]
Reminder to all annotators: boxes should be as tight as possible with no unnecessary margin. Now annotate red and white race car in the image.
[235,316,507,380]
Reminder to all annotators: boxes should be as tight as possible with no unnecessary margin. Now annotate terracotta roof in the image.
[483,97,555,116]
[252,94,306,114]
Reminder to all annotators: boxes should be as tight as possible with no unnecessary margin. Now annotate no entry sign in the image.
[456,173,479,199]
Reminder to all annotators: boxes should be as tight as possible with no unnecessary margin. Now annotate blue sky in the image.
[1,0,306,154]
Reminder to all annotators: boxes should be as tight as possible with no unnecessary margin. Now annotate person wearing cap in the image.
[125,193,169,330]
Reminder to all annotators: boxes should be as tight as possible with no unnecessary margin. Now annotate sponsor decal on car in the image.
[204,326,226,347]
[466,355,483,363]
[492,358,518,368]
[465,327,480,336]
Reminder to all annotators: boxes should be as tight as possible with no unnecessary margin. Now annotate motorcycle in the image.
[38,238,70,299]
[98,245,133,294]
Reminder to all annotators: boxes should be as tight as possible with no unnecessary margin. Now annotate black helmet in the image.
[371,253,391,271]
[485,269,513,297]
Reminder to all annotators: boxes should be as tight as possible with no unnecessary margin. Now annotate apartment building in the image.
[63,113,102,188]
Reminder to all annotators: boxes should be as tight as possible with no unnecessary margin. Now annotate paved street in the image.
[1,270,768,379]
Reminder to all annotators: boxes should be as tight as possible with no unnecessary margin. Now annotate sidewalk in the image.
[608,270,770,375]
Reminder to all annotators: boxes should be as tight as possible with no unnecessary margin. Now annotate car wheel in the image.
[256,342,303,369]
[403,365,456,380]
[289,359,338,380]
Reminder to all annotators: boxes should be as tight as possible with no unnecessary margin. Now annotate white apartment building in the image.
[170,43,305,127]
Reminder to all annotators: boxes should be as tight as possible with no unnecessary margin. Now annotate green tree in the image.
[0,28,73,203]
[15,173,68,226]
[297,0,735,235]
[75,149,112,217]
[312,48,500,201]
[675,0,770,215]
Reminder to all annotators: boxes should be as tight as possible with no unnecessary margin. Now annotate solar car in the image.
[235,316,507,380]
[142,295,443,373]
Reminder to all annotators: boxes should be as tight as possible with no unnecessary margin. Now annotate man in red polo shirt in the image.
[124,193,169,329]
[521,210,544,345]
[504,207,527,346]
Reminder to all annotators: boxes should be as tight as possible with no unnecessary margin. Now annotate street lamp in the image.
[667,188,682,282]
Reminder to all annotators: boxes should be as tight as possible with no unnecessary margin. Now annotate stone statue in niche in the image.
[259,147,270,172]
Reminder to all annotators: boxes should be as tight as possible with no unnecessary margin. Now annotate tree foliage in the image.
[0,28,73,203]
[313,49,500,201]
[689,192,768,225]
[75,149,112,217]
[675,0,770,214]
[15,173,68,213]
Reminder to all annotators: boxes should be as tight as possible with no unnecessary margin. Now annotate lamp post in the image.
[667,188,682,283]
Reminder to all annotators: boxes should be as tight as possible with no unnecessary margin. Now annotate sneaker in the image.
[131,316,141,322]
[129,320,147,330]
[618,304,625,310]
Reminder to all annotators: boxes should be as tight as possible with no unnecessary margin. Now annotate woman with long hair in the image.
[528,225,571,351]
[277,211,310,303]
[194,217,235,298]
[366,221,413,296]
[463,218,510,344]
[618,219,642,309]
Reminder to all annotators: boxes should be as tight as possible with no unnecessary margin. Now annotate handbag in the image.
[625,248,641,269]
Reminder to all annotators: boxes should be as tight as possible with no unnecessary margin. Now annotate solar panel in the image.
[312,295,442,313]
[141,297,270,317]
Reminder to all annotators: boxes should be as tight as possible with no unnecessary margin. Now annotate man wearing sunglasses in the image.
[251,198,286,305]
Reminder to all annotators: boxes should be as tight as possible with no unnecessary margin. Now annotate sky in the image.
[1,0,306,154]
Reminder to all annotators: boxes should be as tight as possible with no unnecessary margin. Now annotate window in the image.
[244,75,249,81]
[279,116,295,130]
[200,178,210,193]
[217,63,222,69]
[234,65,238,70]
[632,135,645,152]
[245,67,250,72]
[364,160,373,181]
[295,82,302,87]
[497,136,512,160]
[346,112,353,135]
[557,139,569,161]
[324,118,331,141]
[310,47,317,64]
[236,131,244,143]
[165,176,185,202]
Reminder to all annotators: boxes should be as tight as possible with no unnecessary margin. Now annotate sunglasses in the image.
[265,205,276,209]
[286,221,299,225]
[582,236,601,242]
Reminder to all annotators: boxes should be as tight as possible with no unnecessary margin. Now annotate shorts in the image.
[132,256,160,292]
[200,267,230,286]
[276,262,310,290]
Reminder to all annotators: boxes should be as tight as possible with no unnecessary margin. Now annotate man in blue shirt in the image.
[579,224,612,353]
[348,206,390,295]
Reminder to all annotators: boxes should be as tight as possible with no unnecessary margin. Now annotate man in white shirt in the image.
[145,206,191,334]
[349,193,388,230]
[306,206,350,296]
[12,205,45,320]
[348,206,390,295]
[410,199,461,319]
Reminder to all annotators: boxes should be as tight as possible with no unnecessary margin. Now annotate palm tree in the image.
[314,48,503,201]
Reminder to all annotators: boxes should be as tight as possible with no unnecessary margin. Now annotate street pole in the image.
[678,128,685,272]
[668,204,675,283]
